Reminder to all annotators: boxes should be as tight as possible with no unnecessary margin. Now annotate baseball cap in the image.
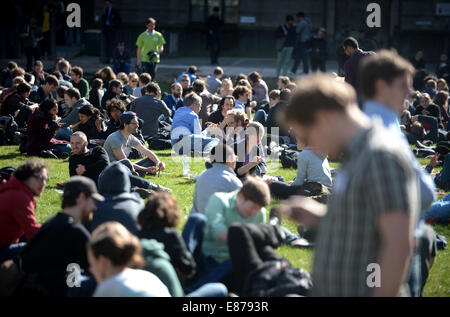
[63,176,104,202]
[119,111,137,125]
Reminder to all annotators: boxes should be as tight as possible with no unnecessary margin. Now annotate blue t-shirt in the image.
[170,106,202,145]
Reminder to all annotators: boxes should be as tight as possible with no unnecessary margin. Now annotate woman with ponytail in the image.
[87,221,171,297]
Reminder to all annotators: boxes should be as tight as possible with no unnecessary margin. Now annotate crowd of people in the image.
[0,30,448,298]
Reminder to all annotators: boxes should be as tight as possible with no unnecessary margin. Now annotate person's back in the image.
[93,268,170,297]
[129,94,171,137]
[87,162,144,234]
[191,163,242,215]
[26,108,59,155]
[170,106,199,145]
[20,212,90,296]
[206,75,222,94]
[140,238,184,297]
[344,48,371,90]
[294,147,332,188]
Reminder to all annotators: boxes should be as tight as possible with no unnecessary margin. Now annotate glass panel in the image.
[191,0,205,22]
[224,0,239,24]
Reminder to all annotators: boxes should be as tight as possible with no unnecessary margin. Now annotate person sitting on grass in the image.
[71,104,104,145]
[70,66,90,99]
[269,137,332,200]
[181,177,269,292]
[87,221,171,297]
[102,112,170,191]
[25,98,71,158]
[0,159,46,263]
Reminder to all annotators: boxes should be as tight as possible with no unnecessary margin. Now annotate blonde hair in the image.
[88,222,144,268]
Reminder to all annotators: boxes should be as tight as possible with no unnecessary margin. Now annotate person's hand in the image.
[276,195,327,229]
[250,101,257,108]
[146,166,158,174]
[430,153,441,167]
[287,180,294,185]
[129,95,136,101]
[251,156,262,165]
[158,161,166,170]
[263,176,277,184]
[76,164,86,175]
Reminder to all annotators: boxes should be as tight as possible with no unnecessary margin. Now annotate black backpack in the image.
[0,166,16,182]
[280,148,300,169]
[0,115,18,145]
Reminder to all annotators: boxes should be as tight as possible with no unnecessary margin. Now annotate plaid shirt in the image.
[312,124,420,296]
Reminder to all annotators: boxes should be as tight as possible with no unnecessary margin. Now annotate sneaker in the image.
[289,237,315,249]
[134,187,154,199]
[269,207,282,226]
[40,150,58,159]
[155,184,172,193]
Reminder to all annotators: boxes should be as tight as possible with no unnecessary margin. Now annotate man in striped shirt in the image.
[280,74,420,296]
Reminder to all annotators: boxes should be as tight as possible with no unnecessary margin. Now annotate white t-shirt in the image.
[93,269,171,297]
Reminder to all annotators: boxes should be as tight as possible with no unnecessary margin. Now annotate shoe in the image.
[134,187,154,199]
[56,152,70,159]
[155,184,172,193]
[40,150,58,159]
[269,207,281,226]
[415,140,434,150]
[56,183,65,189]
[289,237,315,249]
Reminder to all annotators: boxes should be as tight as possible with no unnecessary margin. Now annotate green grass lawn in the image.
[0,145,448,296]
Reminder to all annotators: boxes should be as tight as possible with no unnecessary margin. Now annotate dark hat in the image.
[119,111,137,125]
[63,176,104,202]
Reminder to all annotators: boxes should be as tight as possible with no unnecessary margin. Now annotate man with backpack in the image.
[291,12,312,75]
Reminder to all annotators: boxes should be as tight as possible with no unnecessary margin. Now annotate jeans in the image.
[113,62,131,75]
[291,42,309,74]
[310,58,326,72]
[173,135,220,156]
[422,193,450,223]
[55,127,73,142]
[0,242,26,263]
[118,159,158,191]
[186,283,228,297]
[181,213,232,292]
[52,144,72,154]
[141,62,158,81]
[209,33,222,64]
[276,46,294,77]
[158,114,173,124]
[269,181,303,200]
[253,109,268,126]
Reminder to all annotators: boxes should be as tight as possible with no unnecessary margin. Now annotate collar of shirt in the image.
[364,100,401,136]
[212,162,236,174]
[145,30,156,36]
[171,94,181,103]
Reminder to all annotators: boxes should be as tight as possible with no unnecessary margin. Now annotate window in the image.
[190,0,239,23]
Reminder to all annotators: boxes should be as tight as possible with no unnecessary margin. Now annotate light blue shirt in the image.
[235,100,245,110]
[364,100,436,212]
[170,106,202,145]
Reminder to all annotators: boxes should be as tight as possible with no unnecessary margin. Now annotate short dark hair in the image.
[138,193,180,229]
[358,50,415,100]
[218,95,235,111]
[64,87,81,100]
[286,74,357,126]
[108,79,122,90]
[78,104,97,117]
[71,66,83,78]
[144,82,161,95]
[13,159,47,182]
[232,85,251,100]
[52,70,62,79]
[138,73,152,85]
[213,67,224,76]
[192,79,205,94]
[248,71,261,83]
[7,61,17,70]
[187,65,198,74]
[91,78,103,90]
[146,17,156,25]
[286,15,294,22]
[426,79,437,90]
[210,143,235,164]
[17,82,32,95]
[107,98,126,115]
[44,74,59,87]
[56,86,68,98]
[39,98,58,113]
[279,88,292,102]
[343,37,358,49]
[239,176,271,206]
[296,11,305,18]
[184,92,202,107]
[33,60,43,68]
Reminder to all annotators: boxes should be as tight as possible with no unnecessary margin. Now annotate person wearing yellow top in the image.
[136,17,166,81]
[41,3,51,59]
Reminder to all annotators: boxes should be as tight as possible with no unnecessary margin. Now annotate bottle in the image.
[182,155,190,176]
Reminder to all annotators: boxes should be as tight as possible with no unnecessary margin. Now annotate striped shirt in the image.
[312,123,420,296]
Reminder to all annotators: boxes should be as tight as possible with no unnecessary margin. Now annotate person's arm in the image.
[237,156,261,176]
[292,151,307,186]
[277,195,327,229]
[136,47,141,66]
[373,212,414,296]
[84,148,110,179]
[158,45,164,54]
[160,100,172,118]
[135,142,164,169]
[12,194,41,241]
[204,195,228,243]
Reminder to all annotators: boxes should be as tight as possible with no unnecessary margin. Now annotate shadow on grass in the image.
[0,151,29,161]
[176,179,196,185]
